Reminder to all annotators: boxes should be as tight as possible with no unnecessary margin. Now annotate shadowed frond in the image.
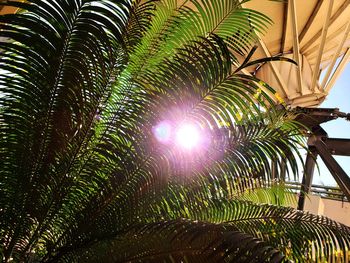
[148,188,350,262]
[56,220,286,263]
[0,0,131,261]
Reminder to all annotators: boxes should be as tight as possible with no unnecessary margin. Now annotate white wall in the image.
[302,195,350,226]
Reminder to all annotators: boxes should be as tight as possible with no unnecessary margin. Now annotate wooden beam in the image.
[299,0,324,43]
[321,22,350,90]
[289,0,303,94]
[304,26,347,58]
[280,1,289,54]
[325,48,350,93]
[291,92,326,106]
[301,0,350,53]
[310,0,334,92]
[257,36,290,99]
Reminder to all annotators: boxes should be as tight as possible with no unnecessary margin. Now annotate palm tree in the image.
[0,0,349,262]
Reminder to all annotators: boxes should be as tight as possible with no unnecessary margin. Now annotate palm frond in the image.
[0,0,131,260]
[56,220,285,263]
[39,32,306,262]
[148,188,350,262]
[234,182,297,207]
[1,0,349,262]
[123,0,157,51]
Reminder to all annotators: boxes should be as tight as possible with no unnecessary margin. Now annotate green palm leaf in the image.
[0,0,130,260]
[234,181,297,207]
[148,189,350,262]
[55,220,285,263]
[0,0,349,262]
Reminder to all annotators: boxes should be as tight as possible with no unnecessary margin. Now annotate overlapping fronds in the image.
[0,0,131,261]
[146,187,350,262]
[57,220,285,263]
[234,181,297,207]
[0,0,349,262]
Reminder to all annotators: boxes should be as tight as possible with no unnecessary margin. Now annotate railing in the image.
[285,181,348,202]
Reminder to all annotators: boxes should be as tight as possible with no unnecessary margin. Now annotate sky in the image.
[307,63,350,186]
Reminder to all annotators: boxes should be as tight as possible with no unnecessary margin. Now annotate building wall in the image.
[303,195,350,226]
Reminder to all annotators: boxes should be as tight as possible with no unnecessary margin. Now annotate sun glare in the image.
[154,120,203,151]
[175,123,200,150]
[153,121,172,143]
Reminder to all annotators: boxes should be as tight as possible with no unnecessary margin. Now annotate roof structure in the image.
[244,0,350,107]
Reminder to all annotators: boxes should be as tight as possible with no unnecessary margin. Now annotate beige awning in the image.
[244,0,350,107]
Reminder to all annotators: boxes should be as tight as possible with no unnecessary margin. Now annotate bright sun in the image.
[175,123,200,150]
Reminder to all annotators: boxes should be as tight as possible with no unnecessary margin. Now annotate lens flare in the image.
[175,123,200,150]
[153,121,172,143]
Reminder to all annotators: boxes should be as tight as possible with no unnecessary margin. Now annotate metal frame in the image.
[314,140,350,198]
[297,146,318,210]
[296,108,350,210]
[288,182,346,202]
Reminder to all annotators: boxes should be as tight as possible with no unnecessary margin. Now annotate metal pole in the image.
[297,147,318,210]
